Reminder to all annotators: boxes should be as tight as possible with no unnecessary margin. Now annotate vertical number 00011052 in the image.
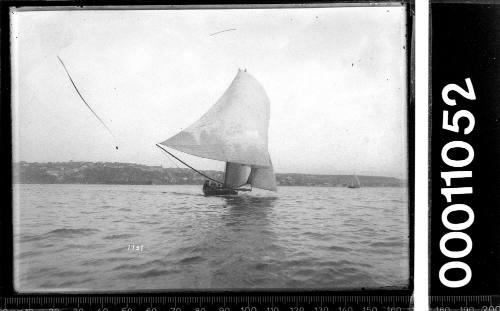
[438,77,476,288]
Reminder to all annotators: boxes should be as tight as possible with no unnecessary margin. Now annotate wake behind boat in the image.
[157,69,277,196]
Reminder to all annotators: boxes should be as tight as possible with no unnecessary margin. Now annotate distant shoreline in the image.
[13,161,406,188]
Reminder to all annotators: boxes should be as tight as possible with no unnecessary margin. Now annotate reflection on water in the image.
[222,195,278,208]
[14,184,409,291]
[194,195,281,288]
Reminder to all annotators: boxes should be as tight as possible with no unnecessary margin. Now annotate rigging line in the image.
[155,144,224,185]
[57,55,119,150]
[165,154,181,168]
[209,28,236,36]
[160,147,181,169]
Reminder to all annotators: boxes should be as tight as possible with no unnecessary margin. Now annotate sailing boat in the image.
[157,69,277,196]
[347,174,361,188]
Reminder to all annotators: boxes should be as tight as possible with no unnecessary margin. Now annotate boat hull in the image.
[203,187,238,196]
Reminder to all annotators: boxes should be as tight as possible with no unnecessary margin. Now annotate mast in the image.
[224,162,229,187]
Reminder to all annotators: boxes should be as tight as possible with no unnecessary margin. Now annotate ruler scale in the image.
[2,295,500,310]
[0,295,414,311]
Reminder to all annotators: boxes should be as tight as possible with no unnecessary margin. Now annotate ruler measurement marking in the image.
[5,294,484,311]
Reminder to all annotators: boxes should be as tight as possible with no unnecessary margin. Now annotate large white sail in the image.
[159,69,277,192]
[224,162,251,188]
[248,165,277,191]
[160,70,272,168]
[224,162,277,191]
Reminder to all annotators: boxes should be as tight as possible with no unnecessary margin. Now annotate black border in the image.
[0,0,14,295]
[429,1,500,297]
[0,0,414,301]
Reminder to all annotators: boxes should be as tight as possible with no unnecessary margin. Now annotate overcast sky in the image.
[11,6,408,178]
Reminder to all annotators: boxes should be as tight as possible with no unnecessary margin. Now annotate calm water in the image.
[14,184,409,292]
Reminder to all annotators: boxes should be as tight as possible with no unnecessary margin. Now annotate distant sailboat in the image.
[347,174,361,188]
[157,69,277,196]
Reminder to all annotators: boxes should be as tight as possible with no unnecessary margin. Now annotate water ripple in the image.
[15,184,409,291]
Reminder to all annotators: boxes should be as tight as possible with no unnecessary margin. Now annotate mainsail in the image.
[248,165,277,191]
[349,174,361,188]
[354,174,361,186]
[223,162,277,191]
[160,69,277,192]
[224,162,251,188]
